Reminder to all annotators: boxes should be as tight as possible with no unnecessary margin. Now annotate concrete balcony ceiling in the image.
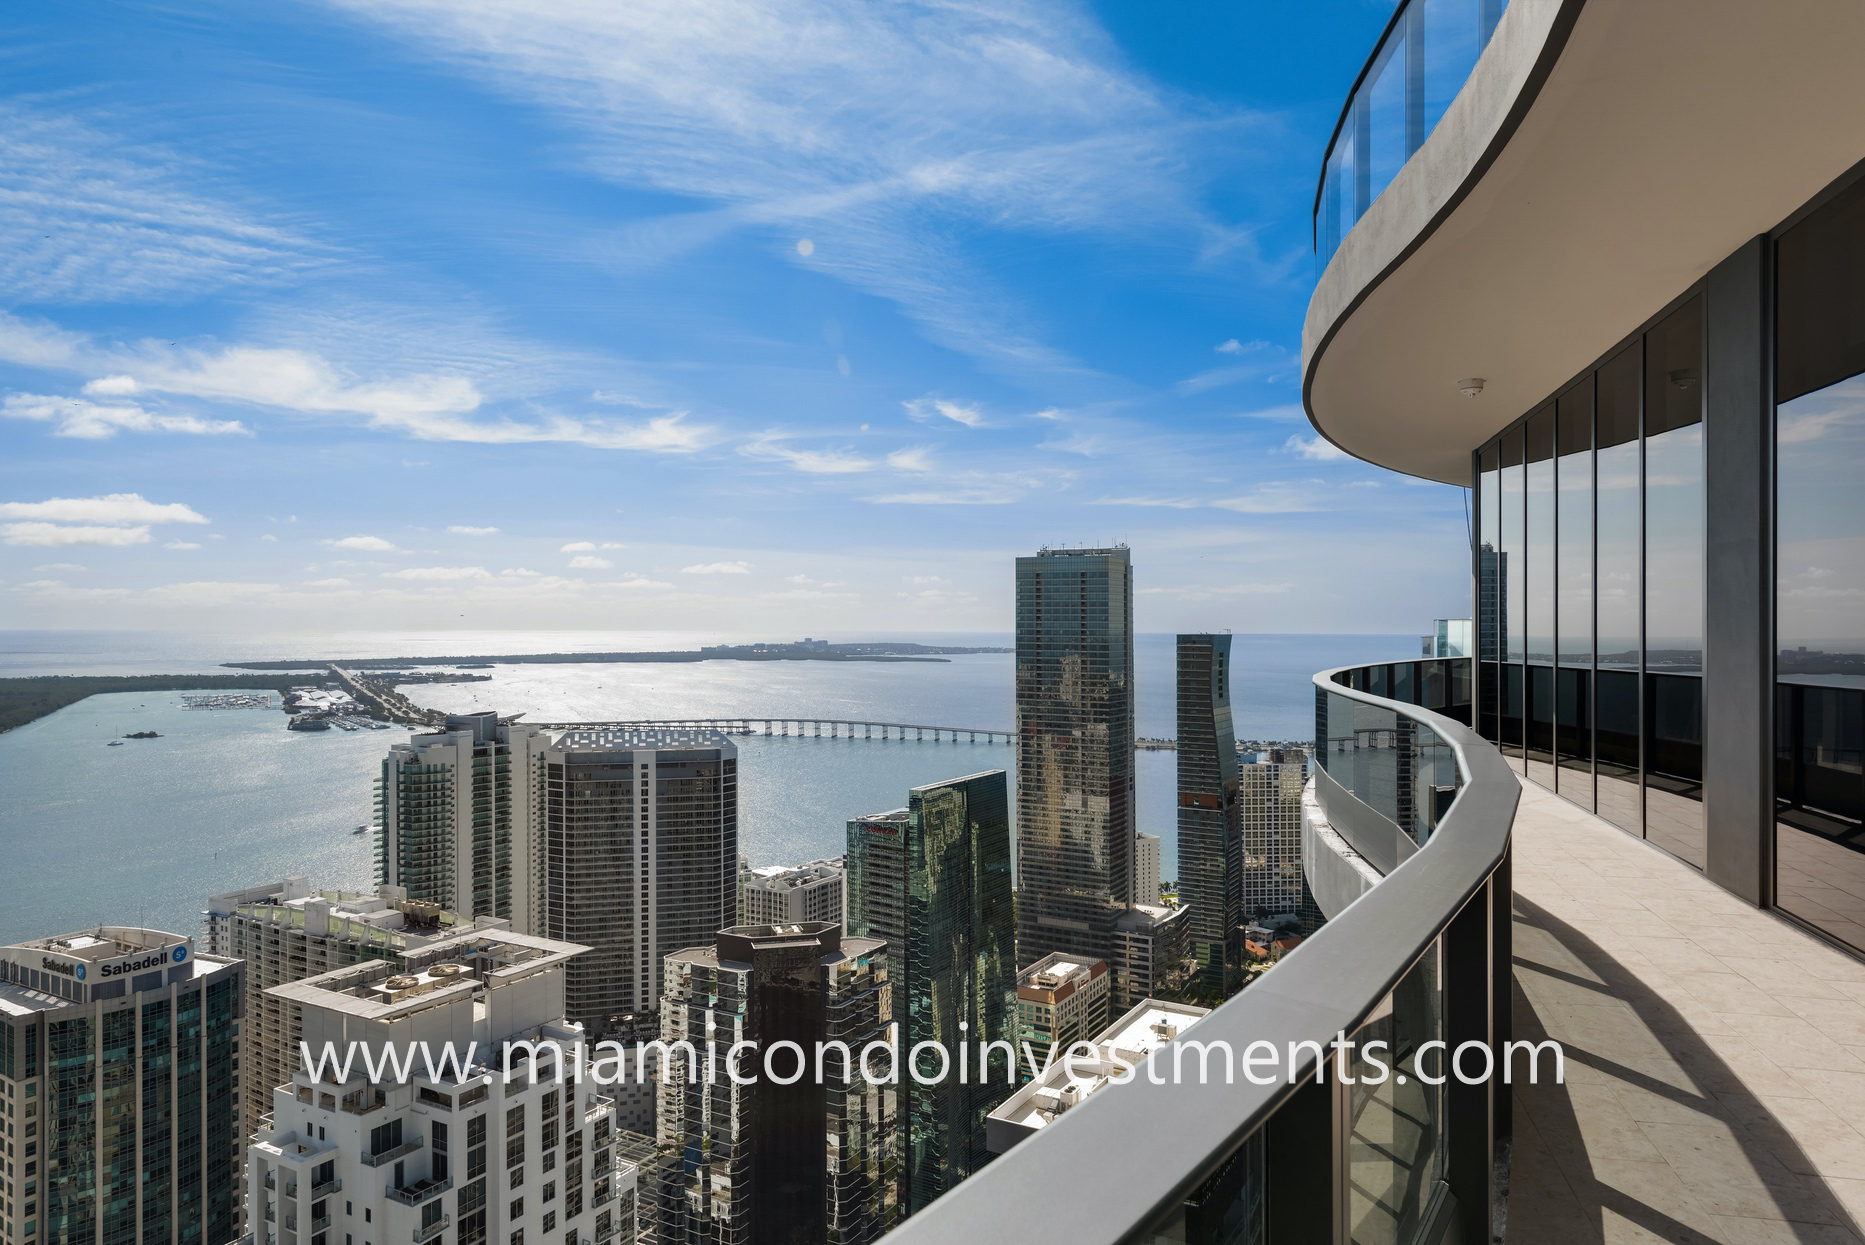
[1303,0,1865,483]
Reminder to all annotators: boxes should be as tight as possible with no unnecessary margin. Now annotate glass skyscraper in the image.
[1013,546,1135,968]
[846,771,1015,1214]
[0,929,241,1245]
[1175,634,1241,991]
[651,923,896,1245]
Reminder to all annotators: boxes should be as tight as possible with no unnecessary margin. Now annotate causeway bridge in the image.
[528,717,1014,745]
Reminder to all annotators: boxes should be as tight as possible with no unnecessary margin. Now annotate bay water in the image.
[0,630,1418,944]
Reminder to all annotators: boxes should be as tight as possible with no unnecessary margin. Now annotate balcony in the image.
[387,1175,453,1206]
[362,1137,423,1167]
[411,1217,449,1244]
[1313,0,1510,269]
[890,657,1865,1244]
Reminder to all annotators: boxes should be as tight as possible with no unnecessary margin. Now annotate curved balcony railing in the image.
[1315,0,1510,269]
[888,657,1517,1245]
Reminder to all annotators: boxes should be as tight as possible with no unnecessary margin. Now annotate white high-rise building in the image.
[2,927,244,1245]
[245,929,634,1245]
[205,877,506,1141]
[378,711,553,930]
[1133,832,1161,905]
[1241,750,1310,920]
[380,720,738,1041]
[739,858,845,926]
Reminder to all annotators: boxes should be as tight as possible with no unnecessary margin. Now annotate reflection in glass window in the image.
[1643,299,1705,673]
[1478,444,1501,747]
[1499,429,1525,765]
[1641,300,1704,867]
[1595,344,1642,834]
[1775,175,1865,953]
[1555,379,1594,808]
[1525,407,1556,789]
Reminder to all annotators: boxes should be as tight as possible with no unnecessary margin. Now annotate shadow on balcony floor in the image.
[1507,780,1865,1244]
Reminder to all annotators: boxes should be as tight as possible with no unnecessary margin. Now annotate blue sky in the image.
[0,0,1468,635]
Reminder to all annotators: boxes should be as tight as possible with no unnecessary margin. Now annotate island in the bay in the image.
[222,638,1011,670]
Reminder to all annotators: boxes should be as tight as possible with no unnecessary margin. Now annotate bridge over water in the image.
[528,717,1014,745]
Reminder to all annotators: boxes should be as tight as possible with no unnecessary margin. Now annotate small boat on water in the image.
[107,740,123,746]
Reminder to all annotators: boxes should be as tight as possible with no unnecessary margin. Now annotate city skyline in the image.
[0,1,1471,638]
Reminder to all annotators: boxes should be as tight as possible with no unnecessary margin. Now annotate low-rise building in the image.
[1014,952,1110,1074]
[739,857,846,927]
[1110,902,1194,1007]
[985,998,1211,1153]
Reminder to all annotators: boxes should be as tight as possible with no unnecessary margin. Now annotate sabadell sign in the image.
[40,942,190,983]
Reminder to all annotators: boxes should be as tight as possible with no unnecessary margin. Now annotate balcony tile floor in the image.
[1509,778,1865,1244]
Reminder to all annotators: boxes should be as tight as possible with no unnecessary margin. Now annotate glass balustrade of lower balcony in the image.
[886,655,1514,1245]
[1315,0,1511,269]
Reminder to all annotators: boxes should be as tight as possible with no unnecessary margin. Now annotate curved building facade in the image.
[1304,0,1865,955]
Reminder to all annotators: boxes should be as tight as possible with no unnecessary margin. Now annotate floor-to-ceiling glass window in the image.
[1555,377,1595,809]
[1478,444,1501,747]
[1642,298,1705,868]
[1774,176,1865,953]
[1595,344,1643,835]
[1525,405,1557,788]
[1500,426,1525,768]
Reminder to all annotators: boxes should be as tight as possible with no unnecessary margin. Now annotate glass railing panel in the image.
[1131,1125,1267,1245]
[1320,679,1464,847]
[1314,0,1512,269]
[1348,940,1444,1245]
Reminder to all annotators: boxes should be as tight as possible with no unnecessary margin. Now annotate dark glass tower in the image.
[1176,634,1241,992]
[847,771,1016,1213]
[651,923,896,1245]
[1013,546,1135,968]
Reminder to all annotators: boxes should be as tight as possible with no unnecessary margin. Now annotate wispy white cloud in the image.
[1214,338,1243,354]
[3,523,152,547]
[740,434,872,474]
[165,541,202,550]
[870,489,1017,506]
[885,446,935,472]
[316,0,1255,373]
[383,566,493,580]
[561,540,625,551]
[1090,496,1200,509]
[325,535,400,552]
[1284,433,1347,461]
[0,494,207,525]
[681,560,751,575]
[1211,486,1325,514]
[3,393,247,439]
[567,555,613,569]
[0,100,331,302]
[904,397,987,428]
[18,578,133,600]
[0,313,715,453]
[1235,403,1305,422]
[448,525,500,535]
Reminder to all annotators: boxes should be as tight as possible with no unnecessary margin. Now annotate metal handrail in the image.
[885,662,1518,1244]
